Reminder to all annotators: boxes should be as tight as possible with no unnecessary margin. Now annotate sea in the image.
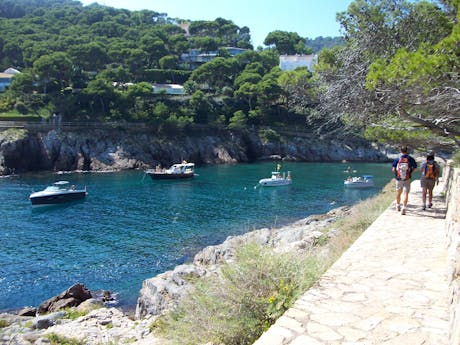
[0,162,392,311]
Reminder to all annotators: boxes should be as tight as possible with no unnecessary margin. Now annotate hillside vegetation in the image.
[0,0,458,150]
[0,0,333,133]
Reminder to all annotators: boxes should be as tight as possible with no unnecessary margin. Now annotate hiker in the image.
[420,152,440,210]
[392,146,417,215]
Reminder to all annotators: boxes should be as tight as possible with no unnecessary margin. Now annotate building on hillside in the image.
[180,47,248,70]
[113,82,134,89]
[152,83,185,95]
[279,54,317,72]
[0,68,20,92]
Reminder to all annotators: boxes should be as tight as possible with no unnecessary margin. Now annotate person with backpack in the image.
[420,152,440,210]
[392,146,417,215]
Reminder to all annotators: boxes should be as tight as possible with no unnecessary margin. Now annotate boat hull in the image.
[258,179,292,187]
[30,191,87,205]
[343,182,374,189]
[148,173,194,180]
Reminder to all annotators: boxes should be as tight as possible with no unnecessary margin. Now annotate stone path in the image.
[253,179,449,345]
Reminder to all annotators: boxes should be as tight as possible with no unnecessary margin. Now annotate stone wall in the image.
[446,163,460,344]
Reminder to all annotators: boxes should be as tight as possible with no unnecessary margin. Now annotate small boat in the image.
[146,162,195,180]
[344,175,375,189]
[258,168,292,187]
[29,181,87,205]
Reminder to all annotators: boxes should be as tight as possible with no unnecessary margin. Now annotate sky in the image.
[78,0,354,47]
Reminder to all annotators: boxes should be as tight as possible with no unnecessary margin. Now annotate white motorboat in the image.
[146,162,195,180]
[29,181,87,205]
[258,170,292,187]
[344,175,375,189]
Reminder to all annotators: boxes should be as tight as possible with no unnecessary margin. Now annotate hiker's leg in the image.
[422,186,427,206]
[395,180,403,205]
[396,190,401,203]
[403,180,411,207]
[428,187,433,206]
[402,190,409,207]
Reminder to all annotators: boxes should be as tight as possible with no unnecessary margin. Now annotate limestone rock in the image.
[135,264,207,319]
[38,283,92,314]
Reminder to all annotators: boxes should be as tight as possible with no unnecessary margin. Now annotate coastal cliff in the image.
[0,126,388,175]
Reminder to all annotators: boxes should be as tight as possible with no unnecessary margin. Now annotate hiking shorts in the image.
[396,179,411,193]
[421,178,436,190]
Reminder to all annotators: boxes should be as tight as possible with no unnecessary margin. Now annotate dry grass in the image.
[153,244,324,345]
[321,181,394,265]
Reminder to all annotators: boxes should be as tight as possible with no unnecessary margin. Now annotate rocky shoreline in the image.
[0,205,352,344]
[0,127,389,175]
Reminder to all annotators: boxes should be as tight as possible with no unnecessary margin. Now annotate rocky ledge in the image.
[0,206,350,344]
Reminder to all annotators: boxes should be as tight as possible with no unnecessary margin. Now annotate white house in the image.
[279,55,317,72]
[0,68,20,92]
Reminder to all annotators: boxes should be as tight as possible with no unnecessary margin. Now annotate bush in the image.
[228,110,247,131]
[14,101,29,114]
[259,128,280,143]
[47,333,83,345]
[62,308,88,320]
[154,243,323,345]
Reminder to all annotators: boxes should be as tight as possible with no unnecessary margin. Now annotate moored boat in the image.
[146,162,195,180]
[258,166,292,187]
[29,181,87,205]
[344,175,375,189]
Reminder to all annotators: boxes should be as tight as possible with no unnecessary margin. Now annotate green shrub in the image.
[228,110,247,131]
[47,333,83,345]
[0,128,28,141]
[62,308,88,320]
[0,319,10,328]
[155,243,323,345]
[258,128,281,143]
[14,101,29,114]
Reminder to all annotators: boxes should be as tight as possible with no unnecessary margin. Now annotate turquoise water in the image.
[0,162,392,311]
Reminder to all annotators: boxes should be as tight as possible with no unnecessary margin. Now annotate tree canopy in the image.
[317,0,459,147]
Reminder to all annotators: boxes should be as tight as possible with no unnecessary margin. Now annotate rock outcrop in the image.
[38,283,92,314]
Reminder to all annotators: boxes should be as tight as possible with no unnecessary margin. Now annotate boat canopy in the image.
[172,163,195,168]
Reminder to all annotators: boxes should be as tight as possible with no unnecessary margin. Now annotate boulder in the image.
[32,311,66,329]
[135,264,207,319]
[17,307,37,317]
[38,283,92,314]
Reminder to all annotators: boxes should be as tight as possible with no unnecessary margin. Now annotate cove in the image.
[0,162,392,311]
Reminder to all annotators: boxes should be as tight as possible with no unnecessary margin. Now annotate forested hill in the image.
[0,0,342,133]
